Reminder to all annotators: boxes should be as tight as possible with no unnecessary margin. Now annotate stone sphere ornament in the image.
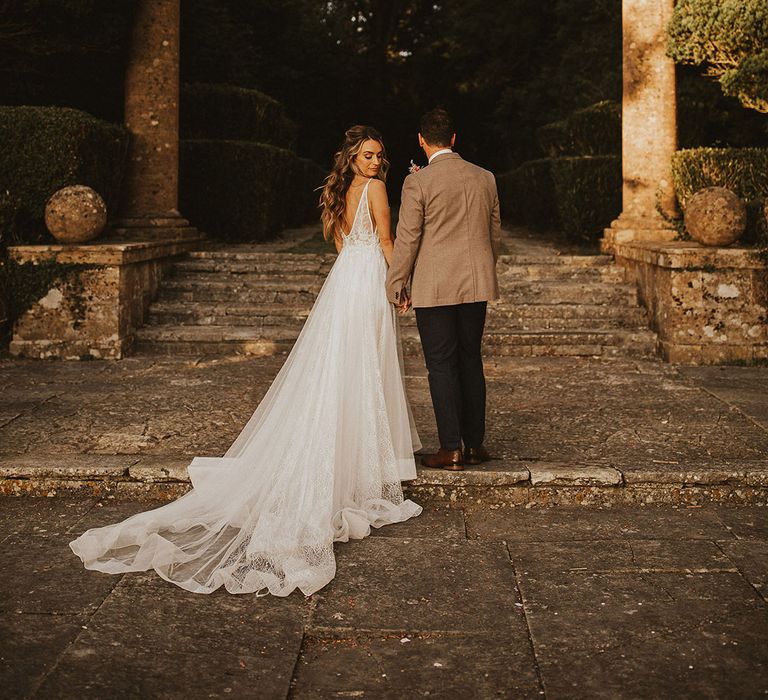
[684,186,747,247]
[45,185,107,244]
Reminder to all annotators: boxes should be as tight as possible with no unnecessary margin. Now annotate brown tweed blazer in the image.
[386,151,501,308]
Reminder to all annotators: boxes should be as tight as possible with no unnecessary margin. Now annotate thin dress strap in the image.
[363,178,375,232]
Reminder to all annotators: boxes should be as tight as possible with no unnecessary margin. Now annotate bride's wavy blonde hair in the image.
[319,125,389,241]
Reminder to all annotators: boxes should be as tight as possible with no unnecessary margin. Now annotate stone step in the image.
[498,253,615,266]
[496,264,625,283]
[134,324,658,359]
[147,301,649,331]
[185,249,613,267]
[186,250,334,263]
[175,256,624,282]
[5,455,765,505]
[447,329,659,358]
[158,278,640,306]
[174,257,335,275]
[167,272,325,288]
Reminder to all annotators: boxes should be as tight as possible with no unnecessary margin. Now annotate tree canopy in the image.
[0,0,764,184]
[668,0,768,113]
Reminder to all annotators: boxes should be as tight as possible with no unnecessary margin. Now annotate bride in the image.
[69,125,423,597]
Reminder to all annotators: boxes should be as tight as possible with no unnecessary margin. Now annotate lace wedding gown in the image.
[70,178,422,596]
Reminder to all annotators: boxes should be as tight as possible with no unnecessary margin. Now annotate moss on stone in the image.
[0,255,104,342]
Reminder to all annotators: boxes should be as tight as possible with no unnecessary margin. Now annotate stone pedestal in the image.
[615,240,768,364]
[8,240,199,360]
[602,0,678,254]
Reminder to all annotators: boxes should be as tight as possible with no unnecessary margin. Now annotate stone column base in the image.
[601,220,678,255]
[8,236,203,360]
[614,240,768,365]
[106,215,200,243]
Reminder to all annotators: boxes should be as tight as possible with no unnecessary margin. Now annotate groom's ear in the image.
[450,133,456,147]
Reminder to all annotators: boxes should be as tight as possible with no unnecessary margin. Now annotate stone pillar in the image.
[602,0,678,254]
[114,0,195,240]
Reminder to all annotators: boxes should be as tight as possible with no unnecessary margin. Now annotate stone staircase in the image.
[135,238,659,359]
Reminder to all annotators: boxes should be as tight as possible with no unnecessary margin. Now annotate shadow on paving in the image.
[1,498,767,698]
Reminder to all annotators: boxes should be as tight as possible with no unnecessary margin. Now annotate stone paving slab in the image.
[0,496,97,538]
[368,505,467,540]
[525,592,768,699]
[711,505,768,539]
[465,505,732,542]
[0,532,121,616]
[290,632,542,699]
[312,538,521,633]
[716,539,768,602]
[511,538,734,574]
[83,570,308,658]
[36,643,294,699]
[0,611,89,698]
[679,366,768,431]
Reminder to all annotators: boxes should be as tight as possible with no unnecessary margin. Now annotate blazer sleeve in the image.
[386,174,425,304]
[490,176,502,264]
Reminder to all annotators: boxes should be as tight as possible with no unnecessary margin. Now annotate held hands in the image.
[394,285,411,314]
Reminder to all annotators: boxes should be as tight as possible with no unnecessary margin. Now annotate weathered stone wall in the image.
[615,240,768,363]
[8,240,196,359]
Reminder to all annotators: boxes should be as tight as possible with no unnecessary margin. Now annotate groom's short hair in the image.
[420,108,454,147]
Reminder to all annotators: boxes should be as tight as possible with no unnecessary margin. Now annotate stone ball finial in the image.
[45,185,107,244]
[683,187,746,247]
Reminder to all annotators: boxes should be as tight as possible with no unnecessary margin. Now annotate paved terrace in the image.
[1,352,767,504]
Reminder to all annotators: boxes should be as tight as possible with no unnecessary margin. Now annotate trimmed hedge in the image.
[498,155,621,243]
[497,159,557,230]
[181,83,298,149]
[672,147,768,242]
[0,106,129,246]
[536,101,621,158]
[550,156,621,242]
[671,147,768,205]
[180,140,325,242]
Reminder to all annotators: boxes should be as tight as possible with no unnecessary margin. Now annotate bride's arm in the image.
[333,233,342,254]
[368,179,394,266]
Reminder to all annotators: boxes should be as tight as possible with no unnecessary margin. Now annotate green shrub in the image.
[180,140,324,242]
[0,106,129,246]
[535,101,621,158]
[671,147,768,205]
[181,83,298,149]
[671,147,768,242]
[550,156,621,242]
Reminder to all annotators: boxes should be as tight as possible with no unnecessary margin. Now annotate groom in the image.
[387,108,501,471]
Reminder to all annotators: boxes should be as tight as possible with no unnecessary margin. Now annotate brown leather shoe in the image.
[464,445,492,465]
[421,448,464,471]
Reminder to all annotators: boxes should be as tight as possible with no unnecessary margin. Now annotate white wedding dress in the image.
[70,178,422,596]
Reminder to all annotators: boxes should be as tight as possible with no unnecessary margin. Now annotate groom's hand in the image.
[397,294,411,315]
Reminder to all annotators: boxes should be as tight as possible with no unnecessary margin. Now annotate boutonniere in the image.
[408,159,424,174]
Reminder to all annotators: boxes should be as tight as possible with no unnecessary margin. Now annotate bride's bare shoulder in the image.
[367,178,389,203]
